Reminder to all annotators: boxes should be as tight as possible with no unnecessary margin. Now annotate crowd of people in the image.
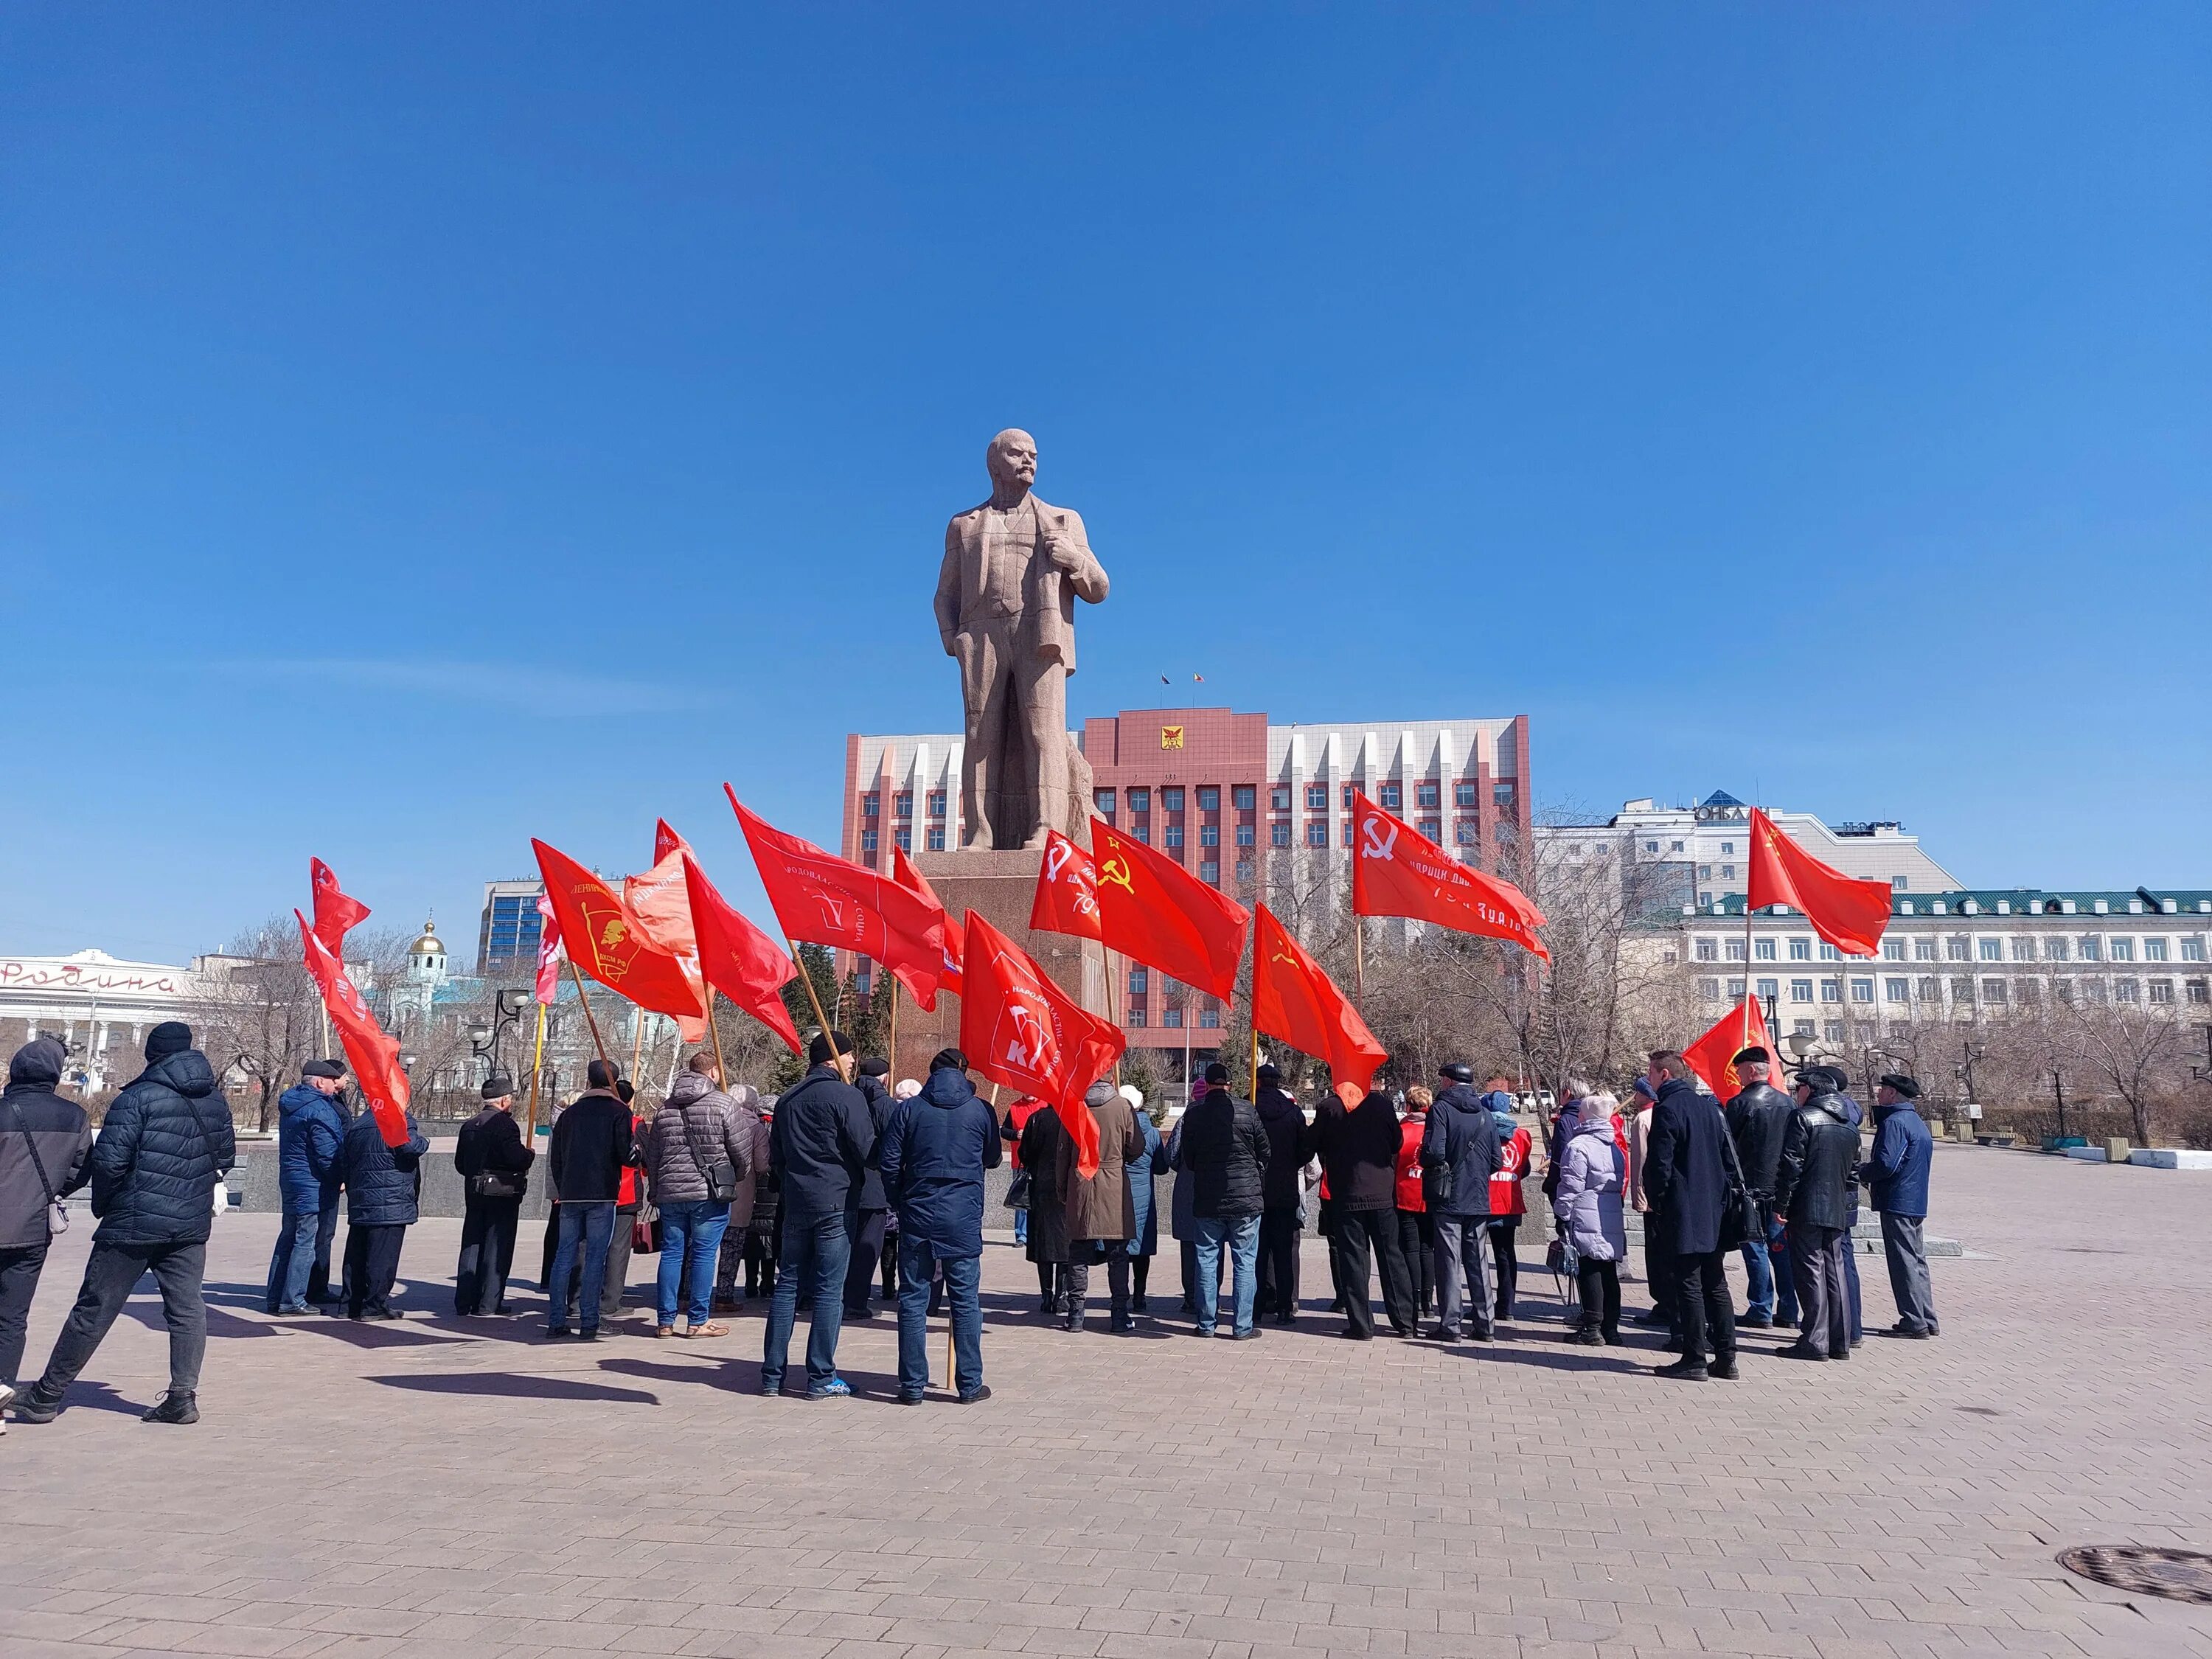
[0,1020,1941,1425]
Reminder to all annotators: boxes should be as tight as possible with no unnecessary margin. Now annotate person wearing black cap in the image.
[13,1022,234,1426]
[843,1056,897,1321]
[454,1074,536,1316]
[1252,1062,1309,1325]
[761,1029,875,1397]
[1773,1064,1860,1360]
[1316,1076,1419,1340]
[1865,1074,1939,1338]
[1722,1046,1795,1330]
[1419,1062,1501,1341]
[1178,1061,1271,1338]
[878,1048,1000,1402]
[265,1060,347,1316]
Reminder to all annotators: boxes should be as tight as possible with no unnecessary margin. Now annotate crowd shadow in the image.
[366,1370,659,1404]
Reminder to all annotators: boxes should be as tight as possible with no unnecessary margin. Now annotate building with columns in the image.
[0,949,218,1093]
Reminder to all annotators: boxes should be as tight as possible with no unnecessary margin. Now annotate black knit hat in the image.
[930,1047,968,1073]
[145,1021,192,1061]
[808,1029,855,1065]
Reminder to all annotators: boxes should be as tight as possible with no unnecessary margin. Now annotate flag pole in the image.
[525,1001,546,1141]
[1354,915,1366,1004]
[1741,893,1757,1052]
[319,1006,332,1061]
[566,959,611,1063]
[706,990,728,1083]
[1100,941,1121,1085]
[787,939,850,1082]
[629,1009,647,1082]
[887,975,900,1079]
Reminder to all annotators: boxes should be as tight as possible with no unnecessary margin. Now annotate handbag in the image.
[6,1098,66,1237]
[1004,1168,1032,1211]
[470,1169,524,1200]
[679,1102,740,1205]
[1714,1106,1760,1253]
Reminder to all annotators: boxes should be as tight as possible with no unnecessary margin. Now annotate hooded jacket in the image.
[1313,1091,1403,1212]
[1177,1086,1270,1220]
[1552,1110,1628,1262]
[341,1108,428,1226]
[276,1082,347,1212]
[1724,1081,1794,1199]
[88,1048,236,1247]
[1254,1086,1310,1210]
[877,1067,1003,1256]
[1060,1090,1144,1242]
[1774,1089,1861,1232]
[1865,1100,1933,1218]
[641,1071,757,1208]
[1,1039,94,1249]
[1417,1084,1502,1216]
[1124,1102,1164,1256]
[769,1064,876,1223]
[1018,1102,1071,1262]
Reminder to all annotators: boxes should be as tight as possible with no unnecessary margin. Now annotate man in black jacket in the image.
[339,1100,430,1321]
[1642,1049,1736,1382]
[15,1023,234,1425]
[1314,1084,1414,1340]
[546,1060,636,1340]
[762,1030,875,1397]
[454,1075,535,1316]
[1419,1063,1502,1343]
[1722,1046,1795,1330]
[1252,1064,1308,1326]
[1178,1062,1270,1340]
[1773,1064,1860,1361]
[1,1038,94,1411]
[843,1057,899,1321]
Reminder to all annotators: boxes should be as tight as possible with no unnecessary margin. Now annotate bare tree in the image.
[2053,992,2188,1144]
[189,916,322,1131]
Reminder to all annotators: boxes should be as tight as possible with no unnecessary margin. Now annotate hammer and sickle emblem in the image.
[1098,856,1135,895]
[1270,944,1299,969]
[1360,817,1398,860]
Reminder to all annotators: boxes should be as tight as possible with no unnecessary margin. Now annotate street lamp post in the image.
[2051,1068,2067,1141]
[467,989,532,1081]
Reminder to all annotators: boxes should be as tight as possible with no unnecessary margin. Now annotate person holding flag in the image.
[877,1048,1001,1405]
[265,1059,347,1317]
[1722,1047,1795,1330]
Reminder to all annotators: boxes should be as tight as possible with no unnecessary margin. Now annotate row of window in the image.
[860,791,948,818]
[1093,780,1518,817]
[1697,933,2208,965]
[859,826,950,855]
[1125,1007,1220,1029]
[1700,975,2209,1007]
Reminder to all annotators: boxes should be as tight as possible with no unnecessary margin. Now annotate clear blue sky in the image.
[4,6,2206,965]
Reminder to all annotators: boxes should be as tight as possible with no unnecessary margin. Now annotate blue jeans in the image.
[1012,1208,1028,1245]
[1843,1207,1864,1342]
[265,1207,320,1312]
[656,1200,730,1327]
[1739,1232,1774,1321]
[897,1235,981,1399]
[548,1203,616,1332]
[1193,1214,1262,1335]
[761,1211,851,1394]
[1764,1208,1798,1324]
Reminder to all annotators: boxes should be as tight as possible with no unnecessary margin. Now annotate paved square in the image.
[5,1144,2211,1659]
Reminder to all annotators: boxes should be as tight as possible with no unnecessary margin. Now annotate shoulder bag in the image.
[467,1120,526,1199]
[679,1099,740,1205]
[6,1098,67,1237]
[1714,1104,1759,1253]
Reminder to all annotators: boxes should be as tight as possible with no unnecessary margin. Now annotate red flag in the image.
[533,894,563,1006]
[295,911,411,1147]
[1028,829,1103,940]
[1251,904,1388,1110]
[1089,818,1249,1001]
[309,858,370,957]
[727,787,946,1012]
[1349,790,1548,962]
[890,844,964,1000]
[623,821,708,1042]
[681,855,803,1056]
[1747,807,1891,959]
[1683,993,1781,1102]
[959,910,1124,1179]
[531,839,706,1022]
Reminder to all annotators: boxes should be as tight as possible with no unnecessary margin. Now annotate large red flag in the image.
[533,894,563,1006]
[681,855,803,1056]
[1746,807,1891,959]
[1029,829,1103,941]
[1251,905,1388,1110]
[727,788,946,1012]
[531,839,706,1022]
[1349,790,1549,962]
[1683,993,1781,1102]
[309,858,370,957]
[1089,818,1249,1001]
[890,844,964,1000]
[623,820,708,1041]
[959,910,1123,1179]
[295,911,411,1147]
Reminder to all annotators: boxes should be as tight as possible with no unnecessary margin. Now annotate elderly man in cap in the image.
[1865,1074,1939,1338]
[454,1074,536,1316]
[1421,1062,1501,1343]
[1722,1046,1795,1329]
[877,1048,1000,1404]
[1773,1064,1860,1361]
[266,1059,347,1316]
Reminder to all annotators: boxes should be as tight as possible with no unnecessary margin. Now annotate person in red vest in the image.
[1486,1095,1534,1323]
[1394,1087,1435,1323]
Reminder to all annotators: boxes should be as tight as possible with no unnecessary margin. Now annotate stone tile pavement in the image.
[4,1143,2211,1658]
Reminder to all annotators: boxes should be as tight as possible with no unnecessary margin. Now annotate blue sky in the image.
[4,5,2206,965]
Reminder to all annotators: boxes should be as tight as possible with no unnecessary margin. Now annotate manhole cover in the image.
[2059,1546,2212,1604]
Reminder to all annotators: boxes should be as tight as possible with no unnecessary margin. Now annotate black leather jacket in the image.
[1773,1091,1862,1232]
[1724,1082,1794,1198]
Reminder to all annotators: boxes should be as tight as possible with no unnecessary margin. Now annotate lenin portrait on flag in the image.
[935,428,1110,852]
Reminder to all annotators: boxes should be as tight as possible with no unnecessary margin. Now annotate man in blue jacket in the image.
[338,1099,429,1321]
[879,1047,1001,1404]
[1865,1074,1939,1338]
[265,1060,347,1315]
[14,1022,235,1426]
[1420,1063,1501,1343]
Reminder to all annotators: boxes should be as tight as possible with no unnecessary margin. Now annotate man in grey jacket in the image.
[1421,1063,1502,1343]
[641,1054,759,1338]
[1,1037,95,1416]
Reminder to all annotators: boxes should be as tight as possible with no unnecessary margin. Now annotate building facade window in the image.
[2011,937,2036,961]
[2045,938,2070,961]
[2114,978,2140,1002]
[860,829,878,854]
[1343,821,1357,846]
[1790,939,1812,961]
[1378,782,1402,810]
[1695,939,1717,962]
[1127,1009,1146,1028]
[1755,939,1776,961]
[1163,1007,1183,1029]
[1198,1007,1220,1029]
[1271,785,1292,811]
[1851,978,1874,1003]
[1947,938,1971,961]
[1271,822,1292,847]
[925,826,946,852]
[1133,825,1150,844]
[1914,939,1938,961]
[1419,819,1442,843]
[1305,821,1327,848]
[1728,978,1746,998]
[1233,785,1255,810]
[893,827,911,852]
[1128,787,1150,814]
[1918,977,1940,1002]
[2181,937,2206,961]
[1164,824,1184,849]
[1820,980,1841,1004]
[1790,979,1814,1003]
[894,792,912,818]
[1161,787,1185,813]
[1882,939,1905,961]
[1884,978,1909,1003]
[1196,786,1219,811]
[1456,782,1478,808]
[1725,940,1746,961]
[2080,936,2101,961]
[1978,938,2003,961]
[1305,784,1326,810]
[1234,823,1254,846]
[1094,789,1115,818]
[1128,967,1148,993]
[1416,781,1439,808]
[2146,939,2169,961]
[2110,938,2136,961]
[2185,979,2209,1004]
[1455,821,1478,846]
[1700,978,1720,1001]
[1198,824,1220,847]
[2148,979,2174,1004]
[863,793,879,817]
[928,790,947,817]
[1200,860,1220,883]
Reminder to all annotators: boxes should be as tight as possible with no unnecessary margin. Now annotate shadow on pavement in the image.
[58,1380,149,1416]
[366,1371,660,1404]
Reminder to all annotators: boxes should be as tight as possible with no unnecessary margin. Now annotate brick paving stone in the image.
[5,1145,2212,1655]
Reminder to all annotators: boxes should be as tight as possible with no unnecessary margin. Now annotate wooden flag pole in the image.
[628,1008,647,1081]
[788,940,850,1081]
[1100,941,1121,1086]
[887,975,900,1079]
[706,990,729,1083]
[1740,895,1758,1052]
[1354,916,1366,1004]
[319,1006,332,1061]
[525,1001,547,1141]
[567,959,611,1062]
